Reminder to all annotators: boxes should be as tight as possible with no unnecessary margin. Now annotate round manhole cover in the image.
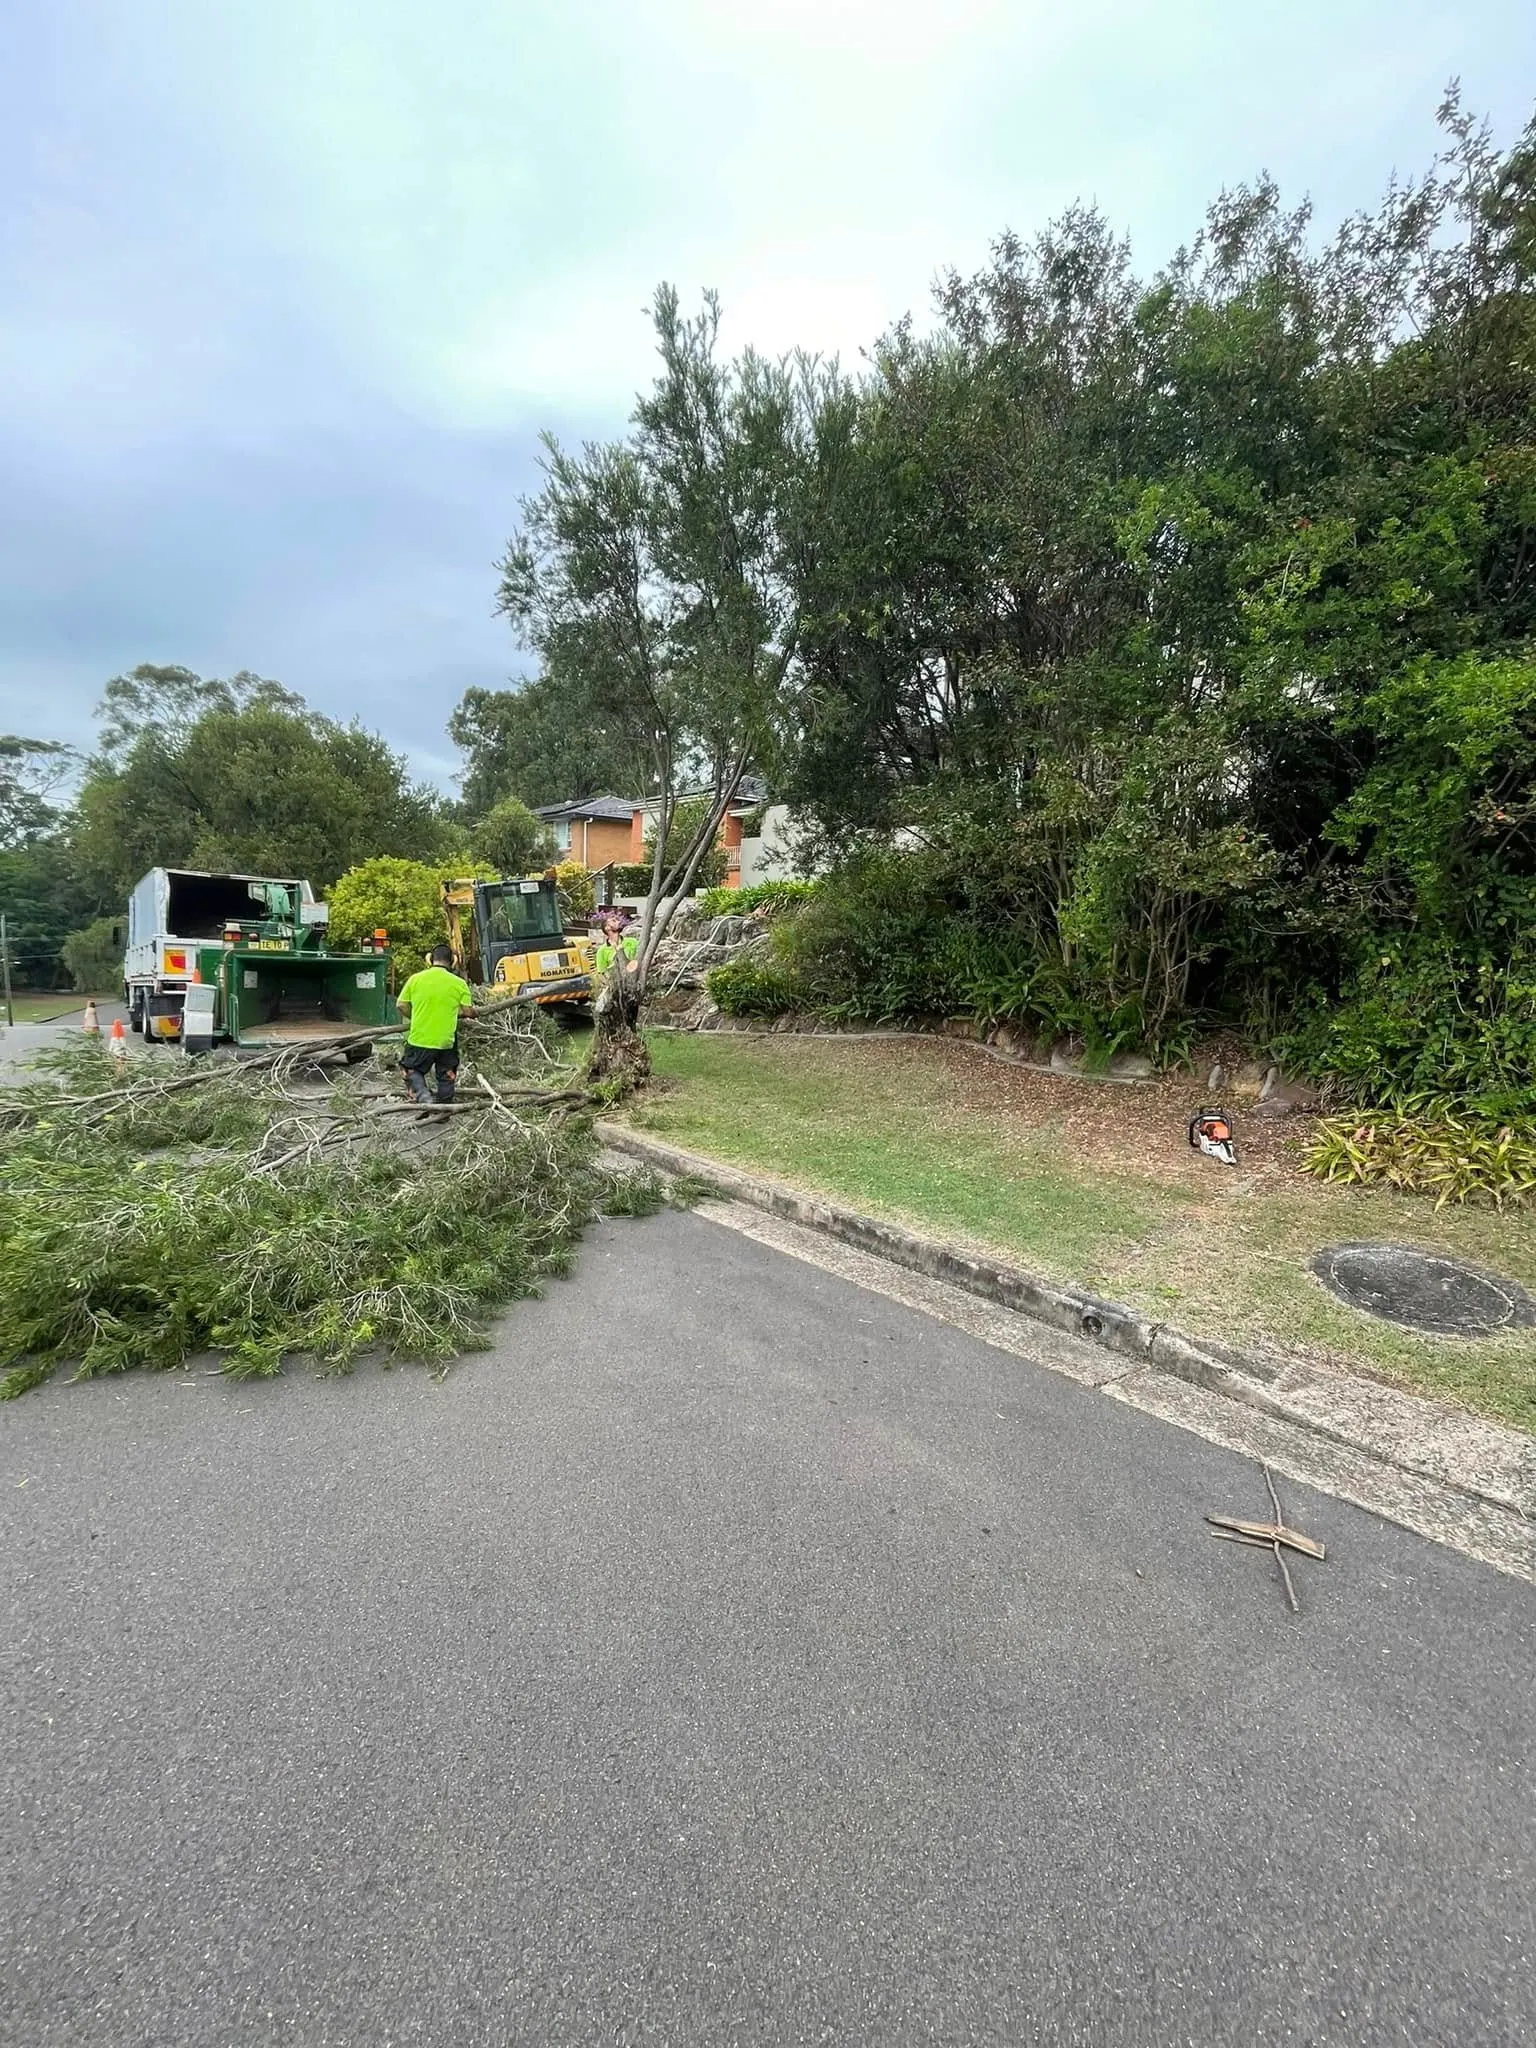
[1310,1243,1536,1338]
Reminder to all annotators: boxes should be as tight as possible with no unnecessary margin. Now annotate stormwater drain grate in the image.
[1310,1243,1536,1338]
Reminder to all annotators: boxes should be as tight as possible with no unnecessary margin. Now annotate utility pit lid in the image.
[1310,1243,1535,1338]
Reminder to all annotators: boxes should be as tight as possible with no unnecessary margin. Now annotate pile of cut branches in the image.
[0,1012,669,1398]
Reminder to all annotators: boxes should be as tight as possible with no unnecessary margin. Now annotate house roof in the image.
[636,775,772,813]
[533,794,638,822]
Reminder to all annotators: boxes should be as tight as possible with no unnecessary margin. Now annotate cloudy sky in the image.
[3,1,1533,789]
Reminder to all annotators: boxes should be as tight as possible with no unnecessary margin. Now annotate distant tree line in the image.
[0,667,564,987]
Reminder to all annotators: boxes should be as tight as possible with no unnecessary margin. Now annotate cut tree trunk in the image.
[587,966,651,1090]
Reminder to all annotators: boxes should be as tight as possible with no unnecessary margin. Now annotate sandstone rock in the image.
[992,1022,1042,1061]
[1207,1062,1228,1091]
[1232,1061,1270,1100]
[1049,1042,1079,1075]
[1256,1076,1321,1116]
[1108,1051,1156,1080]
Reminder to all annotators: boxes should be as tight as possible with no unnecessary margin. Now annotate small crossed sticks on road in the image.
[1207,1462,1326,1614]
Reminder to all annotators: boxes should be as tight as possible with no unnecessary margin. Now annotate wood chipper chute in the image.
[441,873,596,1005]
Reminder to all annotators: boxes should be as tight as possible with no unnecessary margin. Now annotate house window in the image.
[550,819,571,852]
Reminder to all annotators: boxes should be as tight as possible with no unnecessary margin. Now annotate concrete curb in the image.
[600,1122,1536,1524]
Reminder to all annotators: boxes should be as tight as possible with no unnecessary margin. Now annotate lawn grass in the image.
[2,991,104,1024]
[630,1031,1536,1433]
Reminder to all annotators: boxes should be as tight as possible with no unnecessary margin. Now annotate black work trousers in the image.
[402,1040,459,1103]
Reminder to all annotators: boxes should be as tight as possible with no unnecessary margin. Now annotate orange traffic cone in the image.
[109,1016,128,1064]
[82,998,100,1036]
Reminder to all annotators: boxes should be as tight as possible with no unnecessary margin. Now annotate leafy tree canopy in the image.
[468,795,557,877]
[496,284,852,1079]
[448,676,642,814]
[1,736,73,850]
[72,676,451,901]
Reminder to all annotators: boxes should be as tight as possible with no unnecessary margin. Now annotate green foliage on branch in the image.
[0,1038,671,1397]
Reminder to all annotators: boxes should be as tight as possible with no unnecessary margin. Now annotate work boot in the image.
[434,1078,457,1105]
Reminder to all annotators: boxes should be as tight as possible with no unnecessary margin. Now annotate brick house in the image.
[538,779,796,892]
[628,777,771,891]
[532,795,638,870]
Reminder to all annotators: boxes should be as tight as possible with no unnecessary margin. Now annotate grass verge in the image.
[629,1031,1536,1433]
[3,991,106,1024]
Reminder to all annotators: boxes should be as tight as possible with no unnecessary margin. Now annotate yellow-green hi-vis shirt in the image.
[397,966,473,1049]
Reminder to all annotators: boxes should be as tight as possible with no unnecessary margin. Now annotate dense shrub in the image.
[706,956,801,1016]
[552,860,595,919]
[608,863,654,896]
[1283,939,1536,1124]
[773,848,958,1019]
[772,842,1198,1057]
[60,917,124,993]
[329,856,495,974]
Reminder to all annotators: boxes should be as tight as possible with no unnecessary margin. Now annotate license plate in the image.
[255,939,288,951]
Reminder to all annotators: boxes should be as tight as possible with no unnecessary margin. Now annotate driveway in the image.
[3,1208,1532,2046]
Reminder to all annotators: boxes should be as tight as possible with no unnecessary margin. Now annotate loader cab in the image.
[474,877,566,979]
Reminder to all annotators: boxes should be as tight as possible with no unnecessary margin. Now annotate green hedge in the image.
[606,851,730,898]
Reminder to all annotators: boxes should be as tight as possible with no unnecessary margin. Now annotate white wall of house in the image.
[739,805,810,886]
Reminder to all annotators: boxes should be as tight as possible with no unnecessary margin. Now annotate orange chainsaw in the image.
[1189,1107,1237,1165]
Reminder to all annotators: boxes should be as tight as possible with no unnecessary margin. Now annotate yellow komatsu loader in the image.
[441,873,597,1006]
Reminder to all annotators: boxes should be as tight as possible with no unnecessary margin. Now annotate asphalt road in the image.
[0,1003,130,1082]
[3,1209,1533,2048]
